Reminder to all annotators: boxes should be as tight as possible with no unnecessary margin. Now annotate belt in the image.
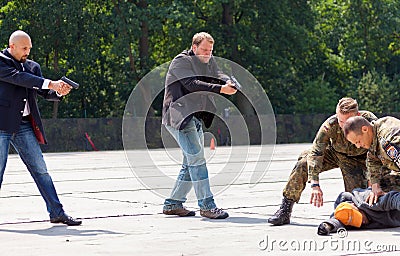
[21,115,30,122]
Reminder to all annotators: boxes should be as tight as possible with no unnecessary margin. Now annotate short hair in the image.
[343,116,371,137]
[9,30,30,46]
[336,97,359,115]
[192,32,214,46]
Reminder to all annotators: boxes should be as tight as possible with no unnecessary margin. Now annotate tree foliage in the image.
[357,70,400,113]
[0,0,399,117]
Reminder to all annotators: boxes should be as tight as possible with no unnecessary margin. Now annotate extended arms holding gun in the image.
[48,76,79,96]
[61,76,79,89]
[229,75,242,90]
[220,75,241,95]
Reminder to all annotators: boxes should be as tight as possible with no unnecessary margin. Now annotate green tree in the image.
[357,70,400,113]
[1,0,399,117]
[293,77,338,114]
[311,0,400,99]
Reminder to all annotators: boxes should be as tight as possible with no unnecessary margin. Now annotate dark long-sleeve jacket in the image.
[162,49,229,130]
[0,49,60,144]
[323,188,400,232]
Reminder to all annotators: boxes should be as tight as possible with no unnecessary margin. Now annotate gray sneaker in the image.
[163,207,196,217]
[200,208,229,219]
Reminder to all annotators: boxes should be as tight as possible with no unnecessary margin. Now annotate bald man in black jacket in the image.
[0,30,81,226]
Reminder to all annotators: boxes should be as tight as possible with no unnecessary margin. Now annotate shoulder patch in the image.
[386,145,398,159]
[381,137,400,168]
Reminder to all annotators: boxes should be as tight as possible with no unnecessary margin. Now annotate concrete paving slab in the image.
[0,144,399,255]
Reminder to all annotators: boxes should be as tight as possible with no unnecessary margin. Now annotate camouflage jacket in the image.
[308,111,377,181]
[368,116,400,185]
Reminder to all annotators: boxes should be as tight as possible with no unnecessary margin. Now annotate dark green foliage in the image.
[0,0,399,117]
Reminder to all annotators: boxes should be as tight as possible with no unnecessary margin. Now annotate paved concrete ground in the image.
[0,144,399,256]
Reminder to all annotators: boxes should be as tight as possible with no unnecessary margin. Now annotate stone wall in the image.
[39,114,334,152]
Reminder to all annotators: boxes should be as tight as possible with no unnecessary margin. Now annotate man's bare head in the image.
[343,116,373,149]
[9,30,31,45]
[8,30,32,63]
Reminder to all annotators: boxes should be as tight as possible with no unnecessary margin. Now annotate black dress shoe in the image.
[50,214,82,226]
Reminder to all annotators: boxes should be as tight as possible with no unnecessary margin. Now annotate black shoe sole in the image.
[163,211,196,217]
[267,219,290,226]
[50,218,82,226]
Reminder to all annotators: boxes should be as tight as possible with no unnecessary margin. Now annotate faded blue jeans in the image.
[0,121,64,219]
[164,117,217,210]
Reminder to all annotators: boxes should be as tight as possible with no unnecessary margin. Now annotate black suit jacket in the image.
[0,49,60,144]
[162,49,229,130]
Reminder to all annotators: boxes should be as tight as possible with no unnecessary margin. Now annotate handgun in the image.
[229,75,242,90]
[61,76,80,89]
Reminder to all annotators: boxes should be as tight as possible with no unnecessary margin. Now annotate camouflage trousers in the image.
[283,147,368,202]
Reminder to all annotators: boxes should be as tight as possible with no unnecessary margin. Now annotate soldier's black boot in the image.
[268,197,295,226]
[317,222,333,236]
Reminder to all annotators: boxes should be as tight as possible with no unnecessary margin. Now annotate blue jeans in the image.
[164,117,217,210]
[0,121,64,219]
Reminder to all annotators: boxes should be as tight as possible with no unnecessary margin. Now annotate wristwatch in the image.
[311,183,320,188]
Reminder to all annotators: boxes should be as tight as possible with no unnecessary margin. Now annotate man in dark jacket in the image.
[317,188,400,235]
[162,32,237,219]
[0,30,81,225]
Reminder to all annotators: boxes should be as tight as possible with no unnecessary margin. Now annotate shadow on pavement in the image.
[201,216,267,224]
[0,225,123,237]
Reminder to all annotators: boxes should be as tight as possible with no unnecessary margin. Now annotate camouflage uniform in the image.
[367,116,400,192]
[283,111,377,202]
